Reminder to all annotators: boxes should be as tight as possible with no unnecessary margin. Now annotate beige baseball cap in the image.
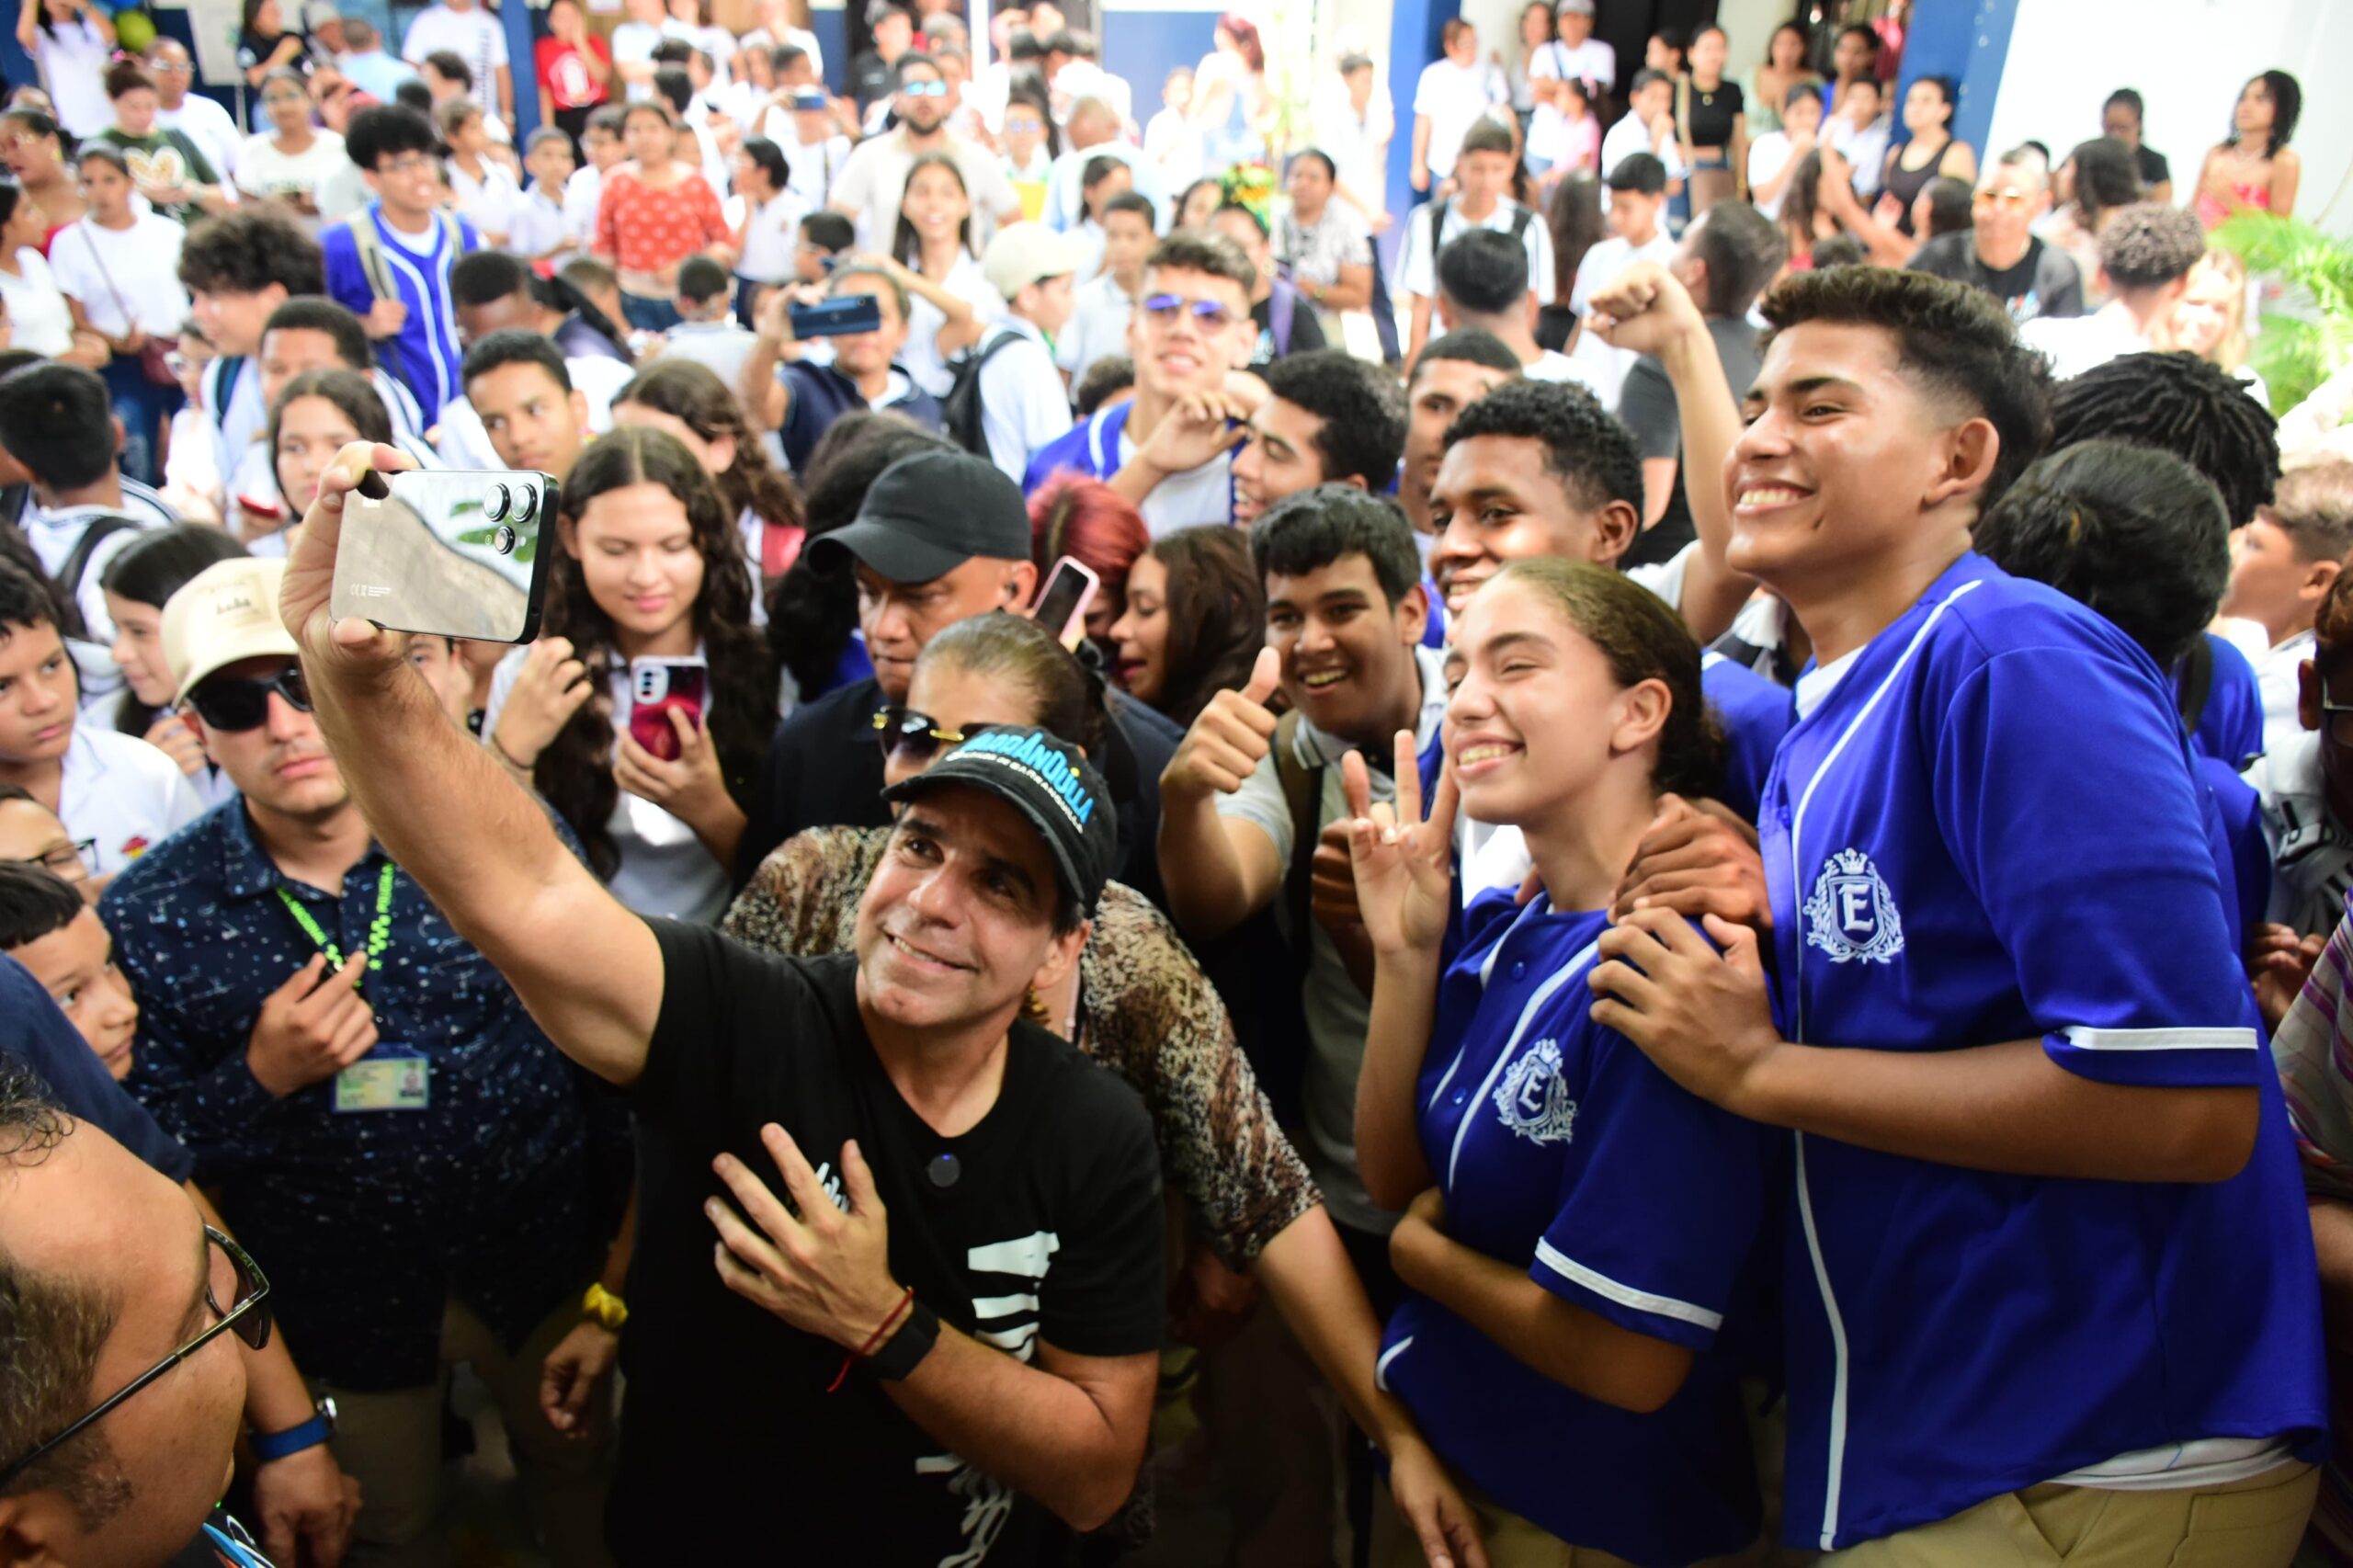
[165,557,300,700]
[982,222,1086,300]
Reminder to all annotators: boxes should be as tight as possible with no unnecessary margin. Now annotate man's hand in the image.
[1586,261,1707,359]
[539,1320,620,1436]
[613,708,729,824]
[490,636,594,769]
[1342,733,1459,960]
[250,1443,362,1567]
[1161,646,1281,803]
[1588,907,1782,1113]
[362,297,407,338]
[1608,794,1769,932]
[1386,1435,1489,1568]
[708,1125,904,1351]
[278,441,417,679]
[245,954,376,1098]
[1131,386,1254,480]
[2251,922,2326,1031]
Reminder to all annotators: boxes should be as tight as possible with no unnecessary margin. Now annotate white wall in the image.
[1984,0,2349,232]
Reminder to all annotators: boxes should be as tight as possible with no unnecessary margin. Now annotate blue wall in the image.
[1099,10,1204,124]
[1890,0,2020,155]
[1381,0,1445,267]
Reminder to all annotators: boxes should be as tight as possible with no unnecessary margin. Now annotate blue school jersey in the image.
[1760,553,2325,1551]
[321,207,479,425]
[1377,893,1774,1566]
[1701,650,1790,823]
[2183,631,2264,770]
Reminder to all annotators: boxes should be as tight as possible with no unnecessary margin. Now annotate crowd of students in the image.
[1,5,2352,1568]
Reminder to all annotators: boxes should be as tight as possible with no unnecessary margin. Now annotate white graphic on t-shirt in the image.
[913,1230,1063,1565]
[810,1160,848,1213]
[1803,848,1905,964]
[1493,1038,1576,1144]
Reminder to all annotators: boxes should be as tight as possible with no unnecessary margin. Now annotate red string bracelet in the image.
[829,1286,915,1393]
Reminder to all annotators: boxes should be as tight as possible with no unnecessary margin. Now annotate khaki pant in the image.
[1822,1462,2319,1568]
[1370,1481,1754,1568]
[322,1294,616,1568]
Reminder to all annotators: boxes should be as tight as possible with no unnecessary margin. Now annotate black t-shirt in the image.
[1681,78,1744,150]
[234,25,309,74]
[1909,231,2084,324]
[849,48,894,110]
[1618,312,1763,569]
[1247,282,1327,369]
[2136,142,2171,188]
[611,926,1165,1565]
[737,675,1182,910]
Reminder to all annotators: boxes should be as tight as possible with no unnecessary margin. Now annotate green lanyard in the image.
[276,863,396,992]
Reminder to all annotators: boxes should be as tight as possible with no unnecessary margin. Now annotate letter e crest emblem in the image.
[1803,848,1904,964]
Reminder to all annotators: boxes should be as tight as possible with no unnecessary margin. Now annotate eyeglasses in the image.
[2323,681,2353,747]
[6,838,95,881]
[1972,189,2029,209]
[901,80,949,98]
[377,152,437,176]
[149,58,193,73]
[0,1228,271,1491]
[184,665,312,732]
[870,707,1009,766]
[1142,293,1237,332]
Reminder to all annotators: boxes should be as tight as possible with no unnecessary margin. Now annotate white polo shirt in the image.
[975,316,1073,483]
[1399,197,1557,305]
[59,724,205,876]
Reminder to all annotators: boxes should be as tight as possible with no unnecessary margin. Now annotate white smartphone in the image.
[1030,555,1100,651]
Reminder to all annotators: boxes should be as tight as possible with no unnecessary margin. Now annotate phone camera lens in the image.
[493,525,518,555]
[508,484,538,523]
[486,483,511,521]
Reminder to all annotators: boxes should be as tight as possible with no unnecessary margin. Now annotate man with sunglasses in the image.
[831,52,1018,254]
[102,558,628,1565]
[1023,232,1267,539]
[272,440,1171,1565]
[1910,149,2084,325]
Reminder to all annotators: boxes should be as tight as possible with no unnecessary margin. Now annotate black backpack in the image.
[939,328,1029,459]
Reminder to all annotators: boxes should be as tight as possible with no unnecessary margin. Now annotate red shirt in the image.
[535,33,611,111]
[594,165,729,275]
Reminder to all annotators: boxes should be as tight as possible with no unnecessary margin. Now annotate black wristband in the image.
[867,1299,939,1381]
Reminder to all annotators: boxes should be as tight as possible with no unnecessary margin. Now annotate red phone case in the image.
[627,661,707,761]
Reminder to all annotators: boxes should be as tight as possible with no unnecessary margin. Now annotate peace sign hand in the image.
[1342,728,1460,959]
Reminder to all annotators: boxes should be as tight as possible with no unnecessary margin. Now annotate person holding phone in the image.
[483,424,780,923]
[738,262,945,472]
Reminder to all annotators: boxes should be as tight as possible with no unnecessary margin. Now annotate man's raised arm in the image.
[278,443,664,1085]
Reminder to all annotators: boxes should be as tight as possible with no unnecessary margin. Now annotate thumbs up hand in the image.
[1162,645,1283,803]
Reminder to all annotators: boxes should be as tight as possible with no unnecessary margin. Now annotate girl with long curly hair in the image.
[483,424,779,920]
[611,357,808,608]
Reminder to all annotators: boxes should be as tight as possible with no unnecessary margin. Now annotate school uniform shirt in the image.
[156,95,244,182]
[449,158,524,245]
[400,2,508,114]
[23,502,159,651]
[1760,552,2325,1551]
[506,184,570,259]
[735,188,806,286]
[1827,113,1891,196]
[608,18,688,103]
[28,17,112,138]
[1022,400,1233,540]
[233,130,349,210]
[1412,58,1505,182]
[832,130,1019,254]
[1570,231,1678,316]
[654,319,759,391]
[2259,629,2317,761]
[48,214,189,341]
[769,129,850,213]
[322,206,481,424]
[1400,197,1556,308]
[1054,269,1139,385]
[975,316,1074,483]
[59,723,204,875]
[1599,110,1687,189]
[2182,632,2264,771]
[0,246,74,356]
[775,358,944,473]
[1747,130,1803,222]
[1379,892,1773,1564]
[1040,141,1168,237]
[900,251,1005,400]
[562,163,606,245]
[0,953,192,1183]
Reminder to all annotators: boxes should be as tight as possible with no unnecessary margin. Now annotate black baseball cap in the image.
[808,449,1033,585]
[881,726,1118,917]
[1607,151,1668,195]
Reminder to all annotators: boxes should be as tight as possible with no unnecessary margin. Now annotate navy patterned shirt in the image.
[102,801,627,1391]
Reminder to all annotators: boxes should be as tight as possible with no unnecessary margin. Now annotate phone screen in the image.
[627,658,709,761]
[1030,559,1098,650]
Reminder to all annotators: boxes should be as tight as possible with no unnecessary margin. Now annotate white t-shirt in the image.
[1571,230,1678,315]
[157,96,244,180]
[0,248,76,357]
[900,249,1005,399]
[1600,108,1687,187]
[1746,131,1802,221]
[1118,412,1233,538]
[449,157,523,244]
[48,214,190,339]
[975,316,1072,483]
[2018,303,2151,384]
[1399,198,1557,306]
[24,503,153,643]
[1312,83,1395,220]
[736,188,806,283]
[235,130,349,206]
[771,128,851,212]
[507,186,571,259]
[30,17,113,138]
[1142,107,1200,189]
[653,319,758,388]
[1054,269,1136,384]
[59,724,204,875]
[1528,36,1616,152]
[563,163,605,244]
[1412,57,1504,181]
[609,18,690,102]
[1829,115,1890,196]
[401,3,508,112]
[832,130,1020,254]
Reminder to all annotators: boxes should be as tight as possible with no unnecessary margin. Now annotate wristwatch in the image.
[249,1396,337,1463]
[867,1300,939,1381]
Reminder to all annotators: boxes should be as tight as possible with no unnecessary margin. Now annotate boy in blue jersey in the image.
[322,105,481,427]
[1022,231,1265,538]
[1588,266,2325,1563]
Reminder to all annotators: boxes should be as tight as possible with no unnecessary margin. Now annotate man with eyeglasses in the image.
[1910,148,2085,325]
[0,783,95,899]
[830,52,1019,254]
[736,449,1181,908]
[145,39,243,186]
[102,558,629,1565]
[1023,232,1267,539]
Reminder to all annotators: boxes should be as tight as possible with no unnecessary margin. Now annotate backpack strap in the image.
[55,515,135,613]
[1268,280,1295,358]
[1426,195,1450,263]
[1508,203,1534,244]
[343,210,395,301]
[2177,636,2215,740]
[1272,710,1324,975]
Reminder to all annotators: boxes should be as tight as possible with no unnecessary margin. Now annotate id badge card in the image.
[333,1051,430,1113]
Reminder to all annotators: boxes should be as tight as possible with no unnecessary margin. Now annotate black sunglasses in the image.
[185,665,312,732]
[869,707,1009,767]
[0,1228,270,1490]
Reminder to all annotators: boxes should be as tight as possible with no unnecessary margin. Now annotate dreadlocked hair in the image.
[613,358,806,546]
[530,426,776,880]
[2047,350,2279,528]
